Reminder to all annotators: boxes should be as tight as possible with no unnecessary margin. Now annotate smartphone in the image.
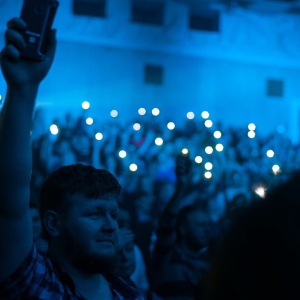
[176,150,191,175]
[20,0,59,61]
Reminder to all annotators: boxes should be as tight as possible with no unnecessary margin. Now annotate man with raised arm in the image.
[152,153,213,300]
[0,18,143,299]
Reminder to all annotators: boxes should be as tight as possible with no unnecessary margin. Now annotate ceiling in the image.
[173,0,300,15]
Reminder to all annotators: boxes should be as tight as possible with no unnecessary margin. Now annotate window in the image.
[144,64,164,85]
[73,0,106,18]
[267,79,284,97]
[132,0,164,26]
[189,9,220,32]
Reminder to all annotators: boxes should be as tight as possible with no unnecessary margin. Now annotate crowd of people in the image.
[28,106,300,299]
[30,101,300,222]
[1,14,300,300]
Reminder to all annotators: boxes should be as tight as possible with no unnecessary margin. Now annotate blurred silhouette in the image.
[114,227,163,300]
[117,207,150,290]
[152,152,214,300]
[202,170,300,300]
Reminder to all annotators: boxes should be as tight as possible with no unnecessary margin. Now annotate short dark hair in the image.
[39,164,121,233]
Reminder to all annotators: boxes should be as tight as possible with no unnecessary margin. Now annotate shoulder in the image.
[106,274,145,299]
[0,245,44,298]
[0,245,76,299]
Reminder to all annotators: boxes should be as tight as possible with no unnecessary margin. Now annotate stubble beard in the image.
[74,247,119,274]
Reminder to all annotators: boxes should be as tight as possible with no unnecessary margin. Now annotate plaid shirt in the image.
[0,245,144,300]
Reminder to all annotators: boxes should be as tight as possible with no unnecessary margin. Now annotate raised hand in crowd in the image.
[0,16,144,300]
[151,150,213,300]
[0,17,56,281]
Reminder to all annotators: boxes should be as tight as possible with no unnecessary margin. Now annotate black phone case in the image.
[20,0,59,61]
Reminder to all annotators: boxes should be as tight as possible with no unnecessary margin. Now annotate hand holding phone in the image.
[20,0,59,61]
[176,150,192,177]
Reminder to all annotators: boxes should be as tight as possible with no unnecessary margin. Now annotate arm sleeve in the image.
[0,245,43,299]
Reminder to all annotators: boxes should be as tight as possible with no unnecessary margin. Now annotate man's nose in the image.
[103,215,118,231]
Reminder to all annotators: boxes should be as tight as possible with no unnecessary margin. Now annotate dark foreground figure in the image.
[202,171,300,300]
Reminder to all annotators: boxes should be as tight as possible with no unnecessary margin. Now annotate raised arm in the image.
[0,18,56,280]
[163,152,193,214]
[152,152,192,266]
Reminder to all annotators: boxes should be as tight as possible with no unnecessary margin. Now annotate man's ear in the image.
[43,210,61,238]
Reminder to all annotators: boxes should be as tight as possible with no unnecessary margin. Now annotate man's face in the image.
[59,193,119,274]
[181,211,211,250]
[71,135,91,156]
[114,228,136,279]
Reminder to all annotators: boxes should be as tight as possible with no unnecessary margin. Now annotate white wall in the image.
[1,0,300,140]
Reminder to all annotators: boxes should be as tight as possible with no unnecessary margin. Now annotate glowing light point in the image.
[204,171,212,179]
[216,143,224,152]
[110,110,118,118]
[181,148,189,155]
[50,124,59,135]
[138,108,146,115]
[133,123,141,131]
[272,164,280,175]
[152,108,160,116]
[155,137,163,146]
[248,130,256,138]
[119,150,127,158]
[204,120,213,128]
[129,164,138,172]
[248,123,256,131]
[205,146,213,154]
[82,101,90,110]
[255,186,266,198]
[266,150,274,158]
[205,162,213,170]
[195,156,203,163]
[167,122,175,130]
[213,131,222,139]
[95,132,103,140]
[201,111,209,119]
[86,117,93,125]
[187,112,195,120]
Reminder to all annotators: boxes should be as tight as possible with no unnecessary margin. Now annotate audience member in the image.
[114,227,163,300]
[117,207,150,291]
[151,152,214,299]
[0,17,144,299]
